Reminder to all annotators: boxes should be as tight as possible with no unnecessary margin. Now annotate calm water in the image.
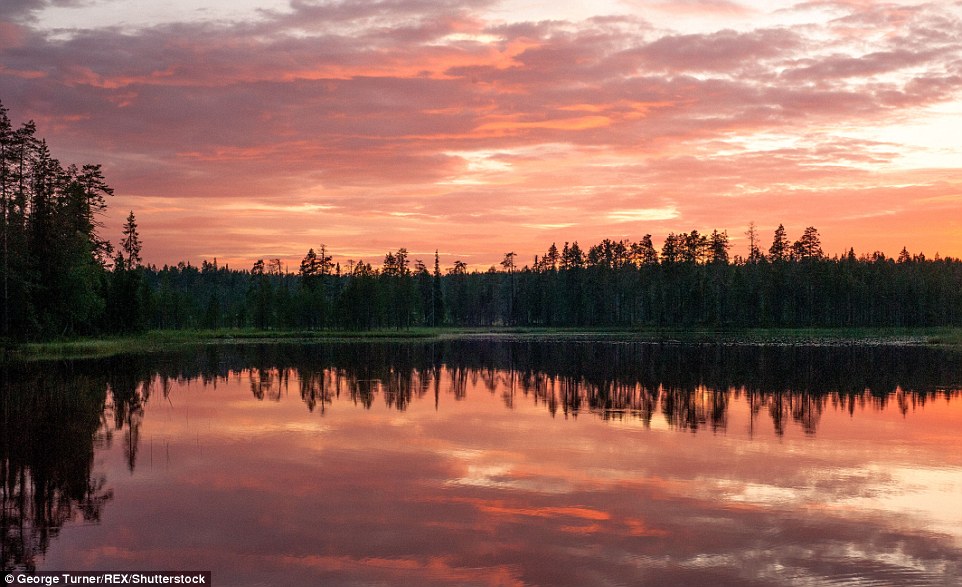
[3,340,962,585]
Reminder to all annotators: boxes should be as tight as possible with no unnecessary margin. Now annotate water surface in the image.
[3,341,962,585]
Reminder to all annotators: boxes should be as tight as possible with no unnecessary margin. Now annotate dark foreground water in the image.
[3,340,962,585]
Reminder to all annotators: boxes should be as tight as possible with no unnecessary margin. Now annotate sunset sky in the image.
[3,0,961,269]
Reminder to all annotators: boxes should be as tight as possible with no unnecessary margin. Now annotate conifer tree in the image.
[0,103,12,337]
[661,233,680,264]
[631,235,658,265]
[432,250,444,326]
[709,230,730,264]
[120,211,142,269]
[769,224,790,261]
[792,226,824,260]
[746,222,763,263]
[300,248,320,283]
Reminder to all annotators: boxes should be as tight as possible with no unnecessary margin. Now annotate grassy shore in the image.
[3,326,962,362]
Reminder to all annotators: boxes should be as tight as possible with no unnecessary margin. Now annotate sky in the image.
[2,0,961,269]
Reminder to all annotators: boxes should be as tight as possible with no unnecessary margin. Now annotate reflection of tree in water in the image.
[135,341,962,436]
[300,370,334,414]
[449,366,469,401]
[2,341,961,569]
[1,367,114,571]
[249,367,288,402]
[106,367,151,471]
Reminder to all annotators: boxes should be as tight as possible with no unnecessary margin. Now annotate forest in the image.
[3,100,962,341]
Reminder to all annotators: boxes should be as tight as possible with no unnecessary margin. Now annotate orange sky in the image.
[3,0,961,269]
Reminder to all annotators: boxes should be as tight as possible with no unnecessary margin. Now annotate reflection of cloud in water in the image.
[836,465,962,544]
[718,481,804,505]
[277,422,333,434]
[445,451,575,494]
[11,341,962,584]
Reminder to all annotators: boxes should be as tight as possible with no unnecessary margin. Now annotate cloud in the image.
[607,206,680,222]
[624,0,755,17]
[0,0,86,22]
[634,28,803,72]
[3,0,962,265]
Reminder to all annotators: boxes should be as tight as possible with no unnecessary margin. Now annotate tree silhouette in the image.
[120,211,142,269]
[746,221,763,263]
[769,224,790,261]
[792,226,824,260]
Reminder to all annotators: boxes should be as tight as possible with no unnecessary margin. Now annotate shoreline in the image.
[4,326,962,362]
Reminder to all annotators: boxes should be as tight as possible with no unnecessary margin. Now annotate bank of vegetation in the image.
[3,101,962,348]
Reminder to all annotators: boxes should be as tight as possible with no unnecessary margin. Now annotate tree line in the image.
[137,229,962,332]
[2,100,962,340]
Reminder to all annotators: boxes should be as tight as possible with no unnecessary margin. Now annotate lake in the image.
[3,339,962,585]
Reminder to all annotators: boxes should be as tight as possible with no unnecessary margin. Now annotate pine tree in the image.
[631,235,658,265]
[562,242,584,268]
[709,230,730,264]
[249,259,272,329]
[681,230,708,263]
[432,250,444,326]
[0,104,122,337]
[107,210,146,333]
[79,164,114,264]
[121,211,142,269]
[746,222,763,263]
[545,243,560,270]
[0,102,12,337]
[792,226,824,260]
[317,243,333,275]
[299,248,320,284]
[661,233,680,264]
[769,224,790,261]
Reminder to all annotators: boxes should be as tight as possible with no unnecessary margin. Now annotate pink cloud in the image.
[625,0,754,17]
[634,28,802,72]
[3,0,962,267]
